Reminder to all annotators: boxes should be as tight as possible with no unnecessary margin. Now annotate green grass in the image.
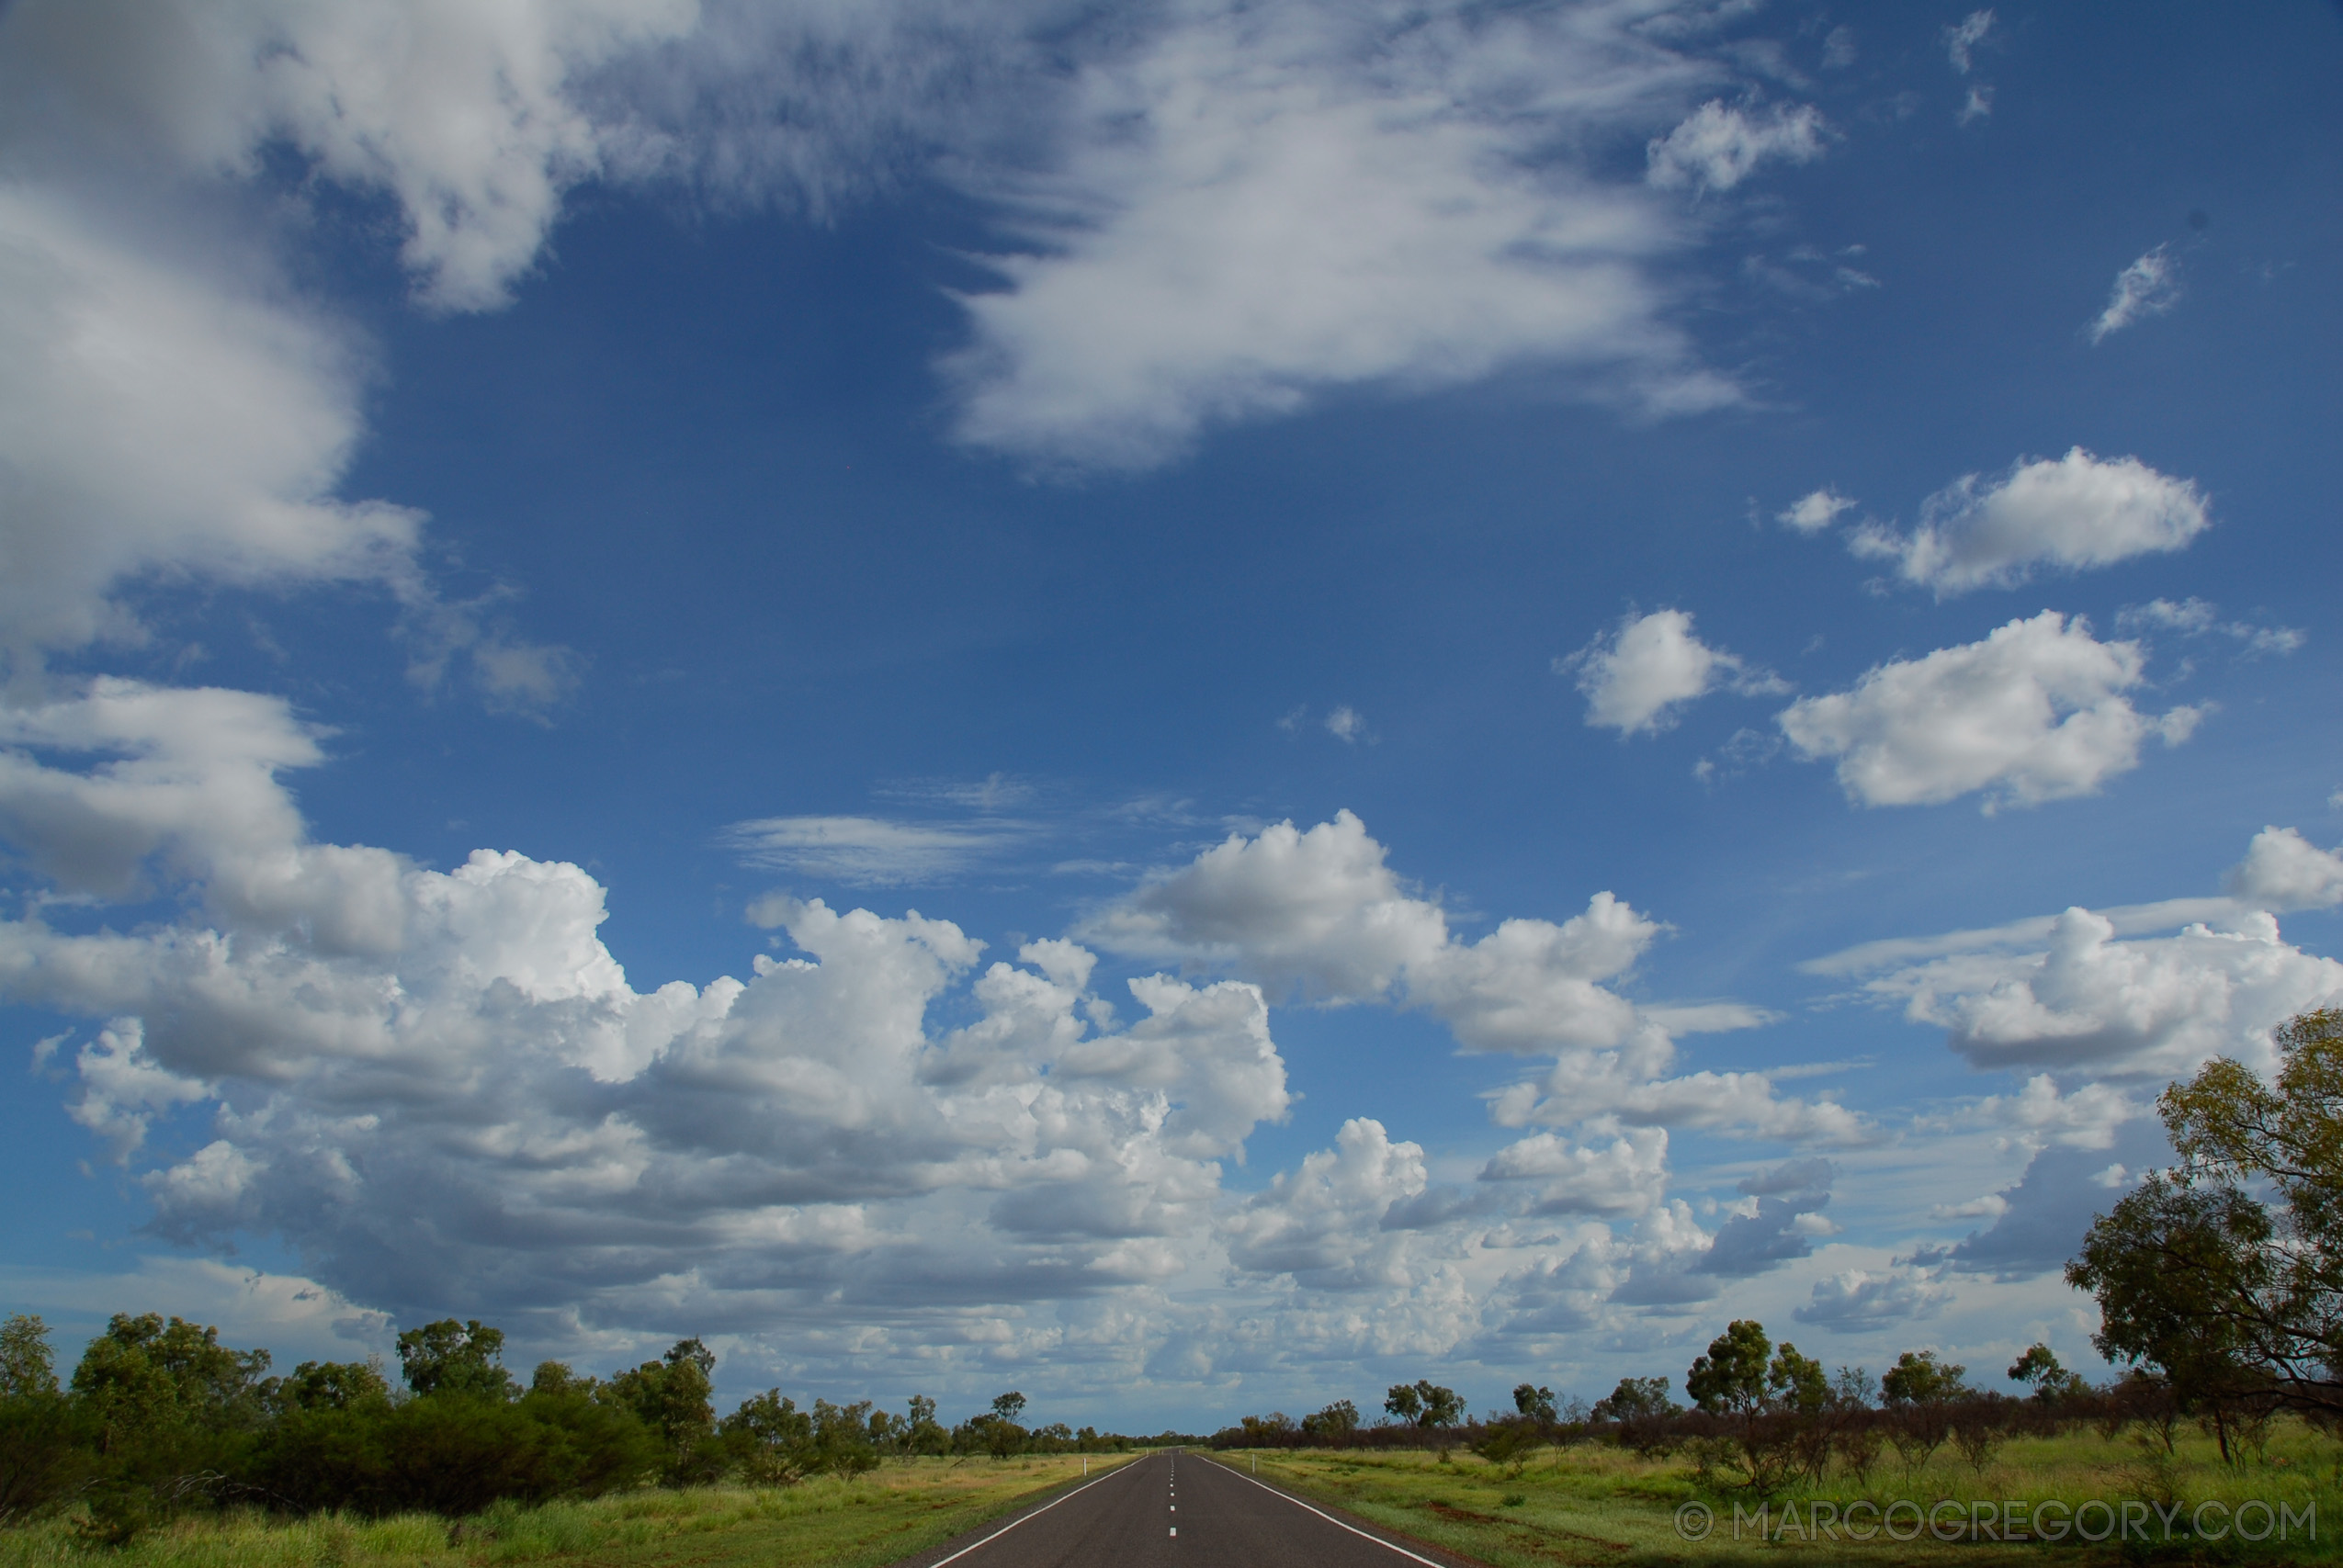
[0,1454,1137,1568]
[1206,1423,2343,1565]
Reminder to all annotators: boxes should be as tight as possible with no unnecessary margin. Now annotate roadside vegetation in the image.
[0,1457,1126,1568]
[0,1307,1143,1558]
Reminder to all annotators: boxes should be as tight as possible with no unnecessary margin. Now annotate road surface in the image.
[893,1450,1479,1568]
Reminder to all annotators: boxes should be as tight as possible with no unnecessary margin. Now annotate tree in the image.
[901,1394,948,1455]
[1511,1384,1558,1424]
[1686,1321,1771,1417]
[0,1315,86,1523]
[1880,1350,1967,1406]
[990,1391,1027,1425]
[1300,1400,1359,1440]
[2007,1344,2088,1403]
[395,1320,515,1402]
[1879,1351,1968,1472]
[0,1315,56,1402]
[1684,1323,1841,1491]
[1590,1376,1678,1422]
[610,1339,719,1482]
[1383,1381,1462,1429]
[71,1314,271,1450]
[2068,1010,2343,1435]
[275,1359,391,1413]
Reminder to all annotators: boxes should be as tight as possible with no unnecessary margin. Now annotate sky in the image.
[1,0,2340,1432]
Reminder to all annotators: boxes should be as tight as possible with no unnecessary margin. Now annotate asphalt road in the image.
[894,1450,1477,1568]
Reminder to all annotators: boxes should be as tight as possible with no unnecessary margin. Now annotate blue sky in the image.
[2,0,2340,1429]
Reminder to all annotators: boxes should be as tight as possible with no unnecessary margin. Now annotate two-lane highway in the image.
[896,1450,1472,1568]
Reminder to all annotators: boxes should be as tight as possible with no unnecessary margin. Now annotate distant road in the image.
[891,1450,1481,1568]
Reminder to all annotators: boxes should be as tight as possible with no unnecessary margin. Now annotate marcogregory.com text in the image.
[1672,1497,2315,1545]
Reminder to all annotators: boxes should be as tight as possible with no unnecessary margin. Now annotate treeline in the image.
[1216,1010,2343,1488]
[1211,1323,2204,1493]
[0,1313,1131,1540]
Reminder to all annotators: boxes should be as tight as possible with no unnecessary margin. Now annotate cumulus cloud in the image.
[1794,1266,1951,1325]
[1479,1128,1670,1218]
[1871,908,2343,1081]
[0,190,422,662]
[1696,1157,1834,1276]
[1561,609,1785,736]
[1777,611,2203,809]
[941,0,1738,469]
[0,681,1310,1353]
[1085,812,1867,1161]
[1776,488,1856,534]
[2088,245,2181,343]
[2227,826,2343,911]
[1819,829,2343,1082]
[1848,449,2211,595]
[1220,1118,1427,1287]
[1919,1119,2170,1280]
[1645,99,1827,194]
[1083,809,1662,1050]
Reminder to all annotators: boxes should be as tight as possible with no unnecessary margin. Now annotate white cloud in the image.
[1083,810,1659,1050]
[1085,812,1862,1156]
[1645,99,1827,194]
[725,815,1032,886]
[1562,608,1783,736]
[0,190,422,662]
[1849,449,2211,595]
[1956,85,1994,126]
[1777,611,2203,809]
[0,1256,392,1366]
[2088,244,2180,343]
[0,0,698,311]
[1854,908,2343,1081]
[0,681,1314,1354]
[1776,488,1856,534]
[1479,1127,1670,1217]
[941,0,1735,470]
[1794,1267,1950,1325]
[2227,826,2343,911]
[2117,597,2302,656]
[1323,706,1365,743]
[1942,11,1994,74]
[1220,1118,1427,1287]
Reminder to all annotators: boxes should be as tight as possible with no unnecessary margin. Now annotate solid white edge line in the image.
[922,1452,1147,1568]
[1217,1458,1450,1568]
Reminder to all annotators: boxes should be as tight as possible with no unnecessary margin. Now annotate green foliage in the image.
[989,1391,1026,1425]
[2067,1010,2343,1437]
[1590,1376,1677,1422]
[1879,1349,1968,1406]
[0,1317,56,1403]
[395,1319,515,1402]
[1511,1384,1557,1424]
[0,1317,88,1524]
[1300,1399,1359,1439]
[1383,1380,1463,1428]
[273,1359,392,1414]
[71,1313,272,1450]
[2007,1342,2089,1401]
[247,1382,660,1516]
[1766,1342,1828,1415]
[900,1394,947,1455]
[608,1339,719,1482]
[1685,1321,1771,1416]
